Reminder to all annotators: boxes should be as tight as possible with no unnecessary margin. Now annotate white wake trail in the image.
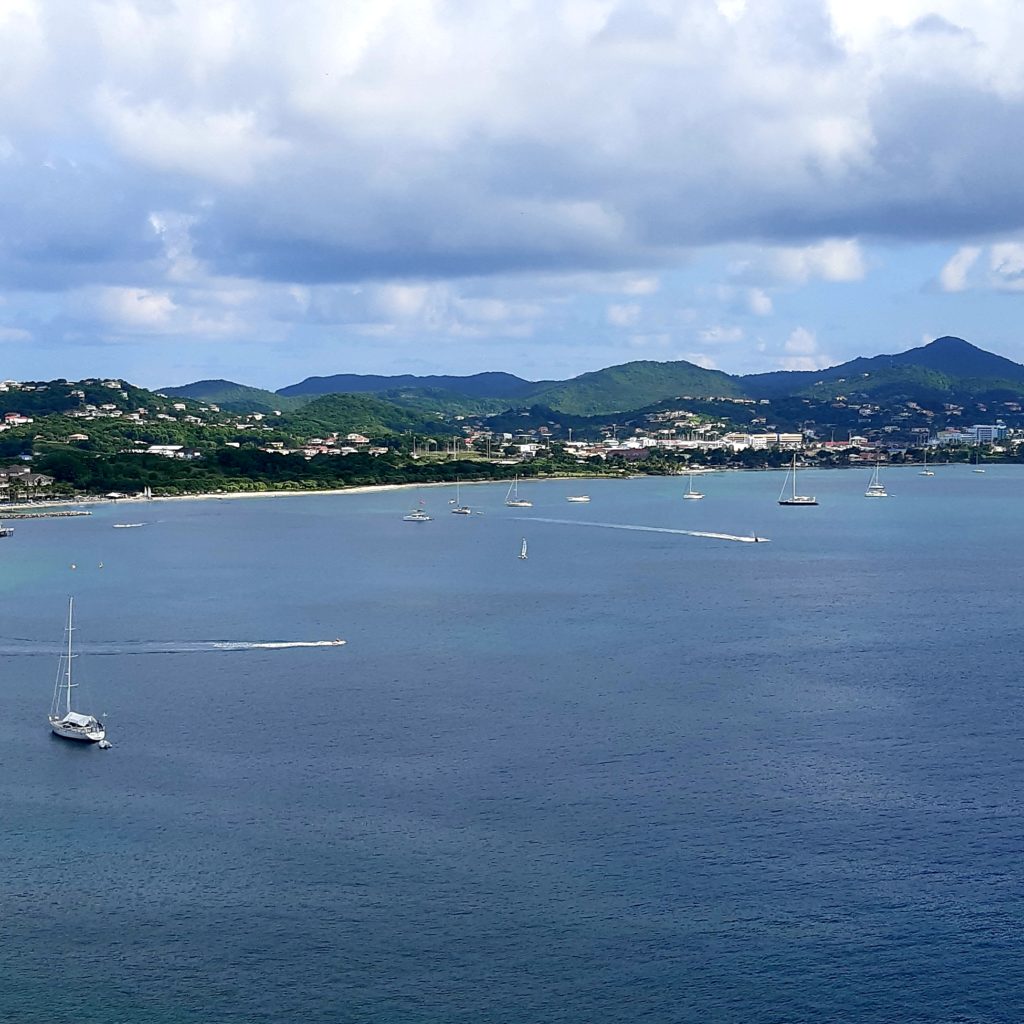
[517,517,770,543]
[0,639,346,656]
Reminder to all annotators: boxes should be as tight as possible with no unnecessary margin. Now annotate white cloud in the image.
[94,287,176,331]
[607,303,642,327]
[747,288,773,315]
[777,325,828,369]
[732,240,867,286]
[988,242,1024,290]
[939,246,981,291]
[698,325,744,344]
[95,91,288,186]
[0,325,31,342]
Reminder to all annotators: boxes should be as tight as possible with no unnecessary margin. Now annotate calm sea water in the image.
[2,466,1023,1023]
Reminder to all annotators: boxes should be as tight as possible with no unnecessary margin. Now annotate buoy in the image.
[98,739,112,750]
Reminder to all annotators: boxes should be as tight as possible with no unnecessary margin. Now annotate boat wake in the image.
[0,639,346,656]
[517,517,770,543]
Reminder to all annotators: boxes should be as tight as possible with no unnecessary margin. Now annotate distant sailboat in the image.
[777,453,818,506]
[505,476,532,508]
[519,538,528,559]
[973,452,985,474]
[48,598,106,743]
[450,478,472,515]
[919,448,934,476]
[864,461,888,498]
[682,473,704,500]
[566,495,590,503]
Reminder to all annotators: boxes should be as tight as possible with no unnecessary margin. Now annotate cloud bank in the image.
[1,0,1024,382]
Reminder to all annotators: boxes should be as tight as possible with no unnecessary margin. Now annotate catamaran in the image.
[778,453,818,506]
[48,597,106,743]
[402,508,432,522]
[505,476,532,508]
[682,473,704,500]
[450,478,472,515]
[864,461,888,498]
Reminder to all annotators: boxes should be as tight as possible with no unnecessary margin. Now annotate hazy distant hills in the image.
[161,336,1024,417]
[278,370,541,400]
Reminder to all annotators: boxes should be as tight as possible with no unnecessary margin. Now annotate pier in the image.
[1,509,92,519]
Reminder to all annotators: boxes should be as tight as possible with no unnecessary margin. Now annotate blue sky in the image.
[3,0,1024,389]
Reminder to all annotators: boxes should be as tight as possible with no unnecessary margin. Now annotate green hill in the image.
[527,360,745,415]
[276,393,449,437]
[158,379,308,413]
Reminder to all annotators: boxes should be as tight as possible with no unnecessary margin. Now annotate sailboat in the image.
[864,461,888,498]
[519,538,528,560]
[505,476,532,508]
[48,597,106,743]
[777,453,818,506]
[682,473,704,500]
[973,451,985,474]
[919,448,934,476]
[450,478,472,515]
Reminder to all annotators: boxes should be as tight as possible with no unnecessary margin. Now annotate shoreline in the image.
[1,475,599,510]
[0,461,1008,511]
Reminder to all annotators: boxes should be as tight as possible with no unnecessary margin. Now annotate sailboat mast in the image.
[65,597,74,715]
[792,453,798,499]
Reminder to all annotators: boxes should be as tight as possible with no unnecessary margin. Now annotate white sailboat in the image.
[682,473,704,500]
[919,448,934,476]
[777,453,818,506]
[505,476,532,508]
[450,478,472,515]
[566,495,590,503]
[48,597,106,743]
[973,452,985,474]
[864,461,888,498]
[519,538,528,559]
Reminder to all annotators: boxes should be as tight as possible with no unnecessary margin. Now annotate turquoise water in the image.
[2,467,1023,1023]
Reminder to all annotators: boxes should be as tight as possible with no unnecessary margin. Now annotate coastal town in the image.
[0,372,1020,501]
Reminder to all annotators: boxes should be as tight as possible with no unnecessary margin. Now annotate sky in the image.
[3,0,1024,389]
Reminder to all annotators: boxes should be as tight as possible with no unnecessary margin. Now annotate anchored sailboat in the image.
[777,453,818,506]
[450,478,472,515]
[864,461,888,498]
[505,476,532,508]
[919,448,934,476]
[48,598,106,743]
[682,473,704,500]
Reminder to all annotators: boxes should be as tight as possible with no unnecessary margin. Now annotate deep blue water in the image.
[2,466,1023,1023]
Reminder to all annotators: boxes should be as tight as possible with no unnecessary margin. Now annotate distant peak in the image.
[926,335,974,349]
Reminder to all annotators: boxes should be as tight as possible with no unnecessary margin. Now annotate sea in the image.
[2,465,1023,1024]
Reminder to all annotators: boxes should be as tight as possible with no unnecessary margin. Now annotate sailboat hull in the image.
[778,498,818,506]
[48,718,105,742]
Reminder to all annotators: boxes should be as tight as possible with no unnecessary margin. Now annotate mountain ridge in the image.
[161,336,1024,416]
